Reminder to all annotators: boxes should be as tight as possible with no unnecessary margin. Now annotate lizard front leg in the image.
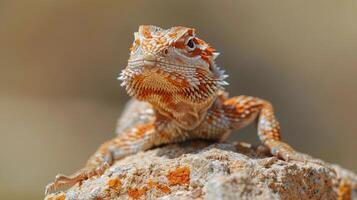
[45,119,175,195]
[223,95,299,161]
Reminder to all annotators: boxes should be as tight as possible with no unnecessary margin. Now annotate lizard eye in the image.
[186,37,196,51]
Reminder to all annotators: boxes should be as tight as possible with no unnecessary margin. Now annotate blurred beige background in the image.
[0,0,356,199]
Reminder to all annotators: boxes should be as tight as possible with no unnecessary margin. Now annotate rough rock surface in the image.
[46,141,357,200]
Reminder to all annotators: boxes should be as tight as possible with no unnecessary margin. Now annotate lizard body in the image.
[45,25,300,195]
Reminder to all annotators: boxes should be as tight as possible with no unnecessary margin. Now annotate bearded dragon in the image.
[45,25,302,195]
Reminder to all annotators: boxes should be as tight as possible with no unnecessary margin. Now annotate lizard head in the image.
[119,25,228,108]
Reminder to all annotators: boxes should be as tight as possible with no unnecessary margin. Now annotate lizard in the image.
[45,25,302,195]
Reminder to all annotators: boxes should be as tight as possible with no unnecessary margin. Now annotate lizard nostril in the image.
[164,49,169,55]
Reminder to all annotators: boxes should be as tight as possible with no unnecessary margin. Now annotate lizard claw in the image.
[45,182,54,196]
[267,140,304,162]
[45,162,110,195]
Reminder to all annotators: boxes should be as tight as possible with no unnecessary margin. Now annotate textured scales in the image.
[44,26,354,198]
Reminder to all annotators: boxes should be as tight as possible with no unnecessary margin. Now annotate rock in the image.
[45,141,357,200]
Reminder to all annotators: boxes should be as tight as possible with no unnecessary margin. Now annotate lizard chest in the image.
[190,99,232,140]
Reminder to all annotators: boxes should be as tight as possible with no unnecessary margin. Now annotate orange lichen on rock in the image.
[166,166,190,186]
[127,187,147,199]
[108,177,122,189]
[147,179,171,194]
[156,184,171,194]
[337,181,352,200]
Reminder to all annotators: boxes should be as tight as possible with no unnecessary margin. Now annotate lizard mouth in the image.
[127,59,157,69]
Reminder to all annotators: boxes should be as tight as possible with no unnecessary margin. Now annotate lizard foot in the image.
[45,162,110,195]
[266,140,304,162]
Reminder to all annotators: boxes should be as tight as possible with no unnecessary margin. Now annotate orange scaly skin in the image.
[45,25,301,195]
